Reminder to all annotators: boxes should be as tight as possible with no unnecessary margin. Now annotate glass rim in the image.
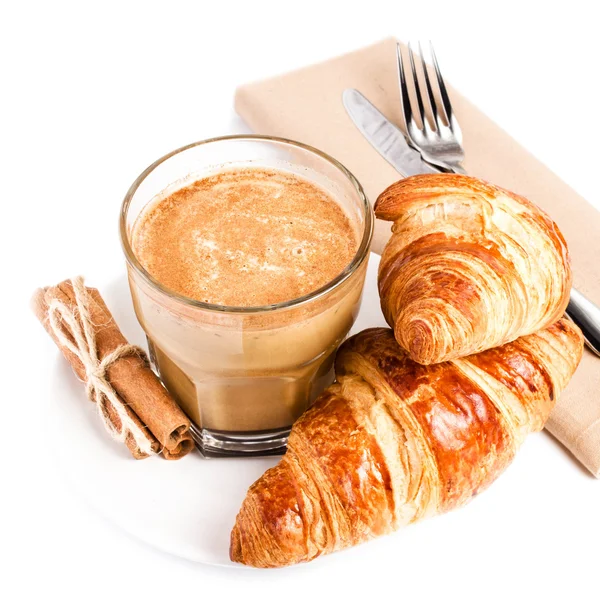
[119,134,374,314]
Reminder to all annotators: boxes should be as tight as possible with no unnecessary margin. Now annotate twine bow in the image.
[47,277,156,456]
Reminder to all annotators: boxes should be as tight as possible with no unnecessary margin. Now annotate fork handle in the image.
[446,163,467,175]
[446,164,600,357]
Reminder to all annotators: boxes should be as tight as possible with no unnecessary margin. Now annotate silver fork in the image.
[397,42,465,174]
[396,41,600,356]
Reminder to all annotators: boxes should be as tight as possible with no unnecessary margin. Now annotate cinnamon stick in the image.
[32,278,194,460]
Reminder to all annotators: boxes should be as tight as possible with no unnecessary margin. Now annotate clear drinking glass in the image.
[120,135,373,456]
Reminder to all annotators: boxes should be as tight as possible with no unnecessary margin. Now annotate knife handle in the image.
[566,289,600,357]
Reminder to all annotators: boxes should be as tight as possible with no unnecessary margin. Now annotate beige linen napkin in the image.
[235,37,600,477]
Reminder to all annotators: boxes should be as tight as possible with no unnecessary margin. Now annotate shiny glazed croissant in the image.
[230,319,583,568]
[375,174,572,364]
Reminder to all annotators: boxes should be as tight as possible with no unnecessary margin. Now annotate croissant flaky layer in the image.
[230,319,583,568]
[375,174,572,364]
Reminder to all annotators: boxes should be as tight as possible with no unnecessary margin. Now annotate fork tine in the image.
[407,42,427,128]
[395,41,465,171]
[429,42,458,131]
[396,43,414,135]
[417,41,439,129]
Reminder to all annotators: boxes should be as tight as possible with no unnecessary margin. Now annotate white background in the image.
[3,1,599,599]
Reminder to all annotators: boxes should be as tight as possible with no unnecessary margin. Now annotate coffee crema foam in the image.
[132,167,360,306]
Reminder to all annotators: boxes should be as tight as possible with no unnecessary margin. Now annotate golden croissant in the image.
[375,174,572,364]
[230,319,583,568]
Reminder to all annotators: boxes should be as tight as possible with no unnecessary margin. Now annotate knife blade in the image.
[342,88,439,177]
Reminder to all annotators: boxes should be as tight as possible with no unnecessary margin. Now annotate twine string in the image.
[47,277,156,455]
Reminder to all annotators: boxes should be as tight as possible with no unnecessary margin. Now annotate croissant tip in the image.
[374,173,457,221]
[229,524,242,564]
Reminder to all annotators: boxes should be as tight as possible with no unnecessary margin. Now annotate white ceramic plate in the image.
[47,253,386,567]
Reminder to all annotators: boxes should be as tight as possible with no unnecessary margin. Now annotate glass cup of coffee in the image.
[120,135,373,456]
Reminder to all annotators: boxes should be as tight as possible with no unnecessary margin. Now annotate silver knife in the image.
[342,88,439,177]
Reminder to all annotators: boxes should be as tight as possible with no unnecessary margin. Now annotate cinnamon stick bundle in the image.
[32,278,194,460]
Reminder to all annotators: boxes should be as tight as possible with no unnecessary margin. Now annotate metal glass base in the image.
[190,422,290,457]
